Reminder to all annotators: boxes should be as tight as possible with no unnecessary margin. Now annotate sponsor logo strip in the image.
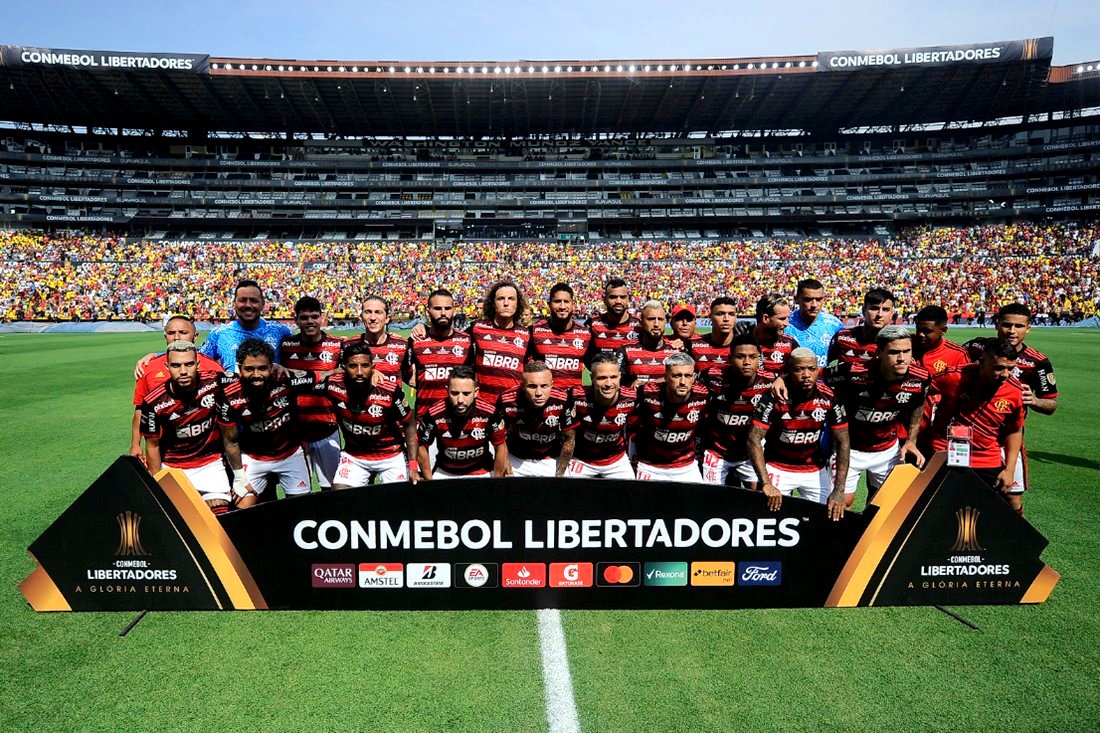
[690,561,735,586]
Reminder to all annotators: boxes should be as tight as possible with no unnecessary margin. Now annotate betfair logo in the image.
[115,511,149,556]
[950,507,984,552]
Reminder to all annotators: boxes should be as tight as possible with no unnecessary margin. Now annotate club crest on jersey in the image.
[572,339,585,350]
[513,336,525,348]
[812,408,827,421]
[545,415,559,427]
[385,352,400,365]
[200,394,216,408]
[471,427,486,440]
[933,359,947,373]
[614,413,628,426]
[1012,367,1022,379]
[687,410,700,423]
[273,396,289,409]
[896,392,911,403]
[751,394,763,405]
[770,351,784,362]
[994,399,1012,413]
[627,331,639,341]
[319,351,335,363]
[367,404,385,418]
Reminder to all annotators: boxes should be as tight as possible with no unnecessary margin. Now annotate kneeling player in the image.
[824,325,928,507]
[564,353,638,478]
[701,334,775,487]
[498,361,576,477]
[417,366,507,479]
[749,348,849,520]
[217,339,312,500]
[141,341,239,513]
[317,340,418,488]
[635,352,709,483]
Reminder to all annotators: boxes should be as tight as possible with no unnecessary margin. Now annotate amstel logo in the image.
[114,511,149,556]
[949,507,984,552]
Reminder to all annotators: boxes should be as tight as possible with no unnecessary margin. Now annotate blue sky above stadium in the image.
[1,0,1097,64]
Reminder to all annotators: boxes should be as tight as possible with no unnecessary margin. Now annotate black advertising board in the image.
[0,45,210,73]
[817,37,1053,72]
[20,454,1059,612]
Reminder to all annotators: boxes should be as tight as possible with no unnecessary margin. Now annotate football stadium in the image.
[2,29,1100,733]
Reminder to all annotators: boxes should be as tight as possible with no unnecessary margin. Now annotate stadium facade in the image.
[1,37,1099,239]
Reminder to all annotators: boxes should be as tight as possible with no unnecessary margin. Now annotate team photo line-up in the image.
[132,275,1057,521]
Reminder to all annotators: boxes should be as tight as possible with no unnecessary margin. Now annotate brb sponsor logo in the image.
[502,563,546,588]
[690,561,735,586]
[312,563,355,588]
[549,562,593,588]
[456,562,499,588]
[596,562,641,587]
[643,562,689,587]
[406,563,451,588]
[358,562,404,589]
[737,561,783,586]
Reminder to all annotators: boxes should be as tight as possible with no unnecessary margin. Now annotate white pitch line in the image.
[537,608,582,733]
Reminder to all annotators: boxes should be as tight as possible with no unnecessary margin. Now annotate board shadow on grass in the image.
[1027,451,1100,471]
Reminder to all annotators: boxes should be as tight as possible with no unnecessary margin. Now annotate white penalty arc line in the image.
[537,608,582,733]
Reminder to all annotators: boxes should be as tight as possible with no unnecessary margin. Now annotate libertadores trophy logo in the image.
[114,511,148,556]
[949,506,984,552]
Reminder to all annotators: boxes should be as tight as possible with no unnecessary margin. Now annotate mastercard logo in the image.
[596,562,641,587]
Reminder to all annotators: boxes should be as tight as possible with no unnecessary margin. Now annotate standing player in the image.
[619,300,678,387]
[963,303,1057,496]
[688,297,737,381]
[469,280,532,402]
[359,295,411,383]
[913,305,971,376]
[586,278,639,360]
[279,296,344,490]
[669,304,697,345]
[417,366,507,479]
[748,348,850,519]
[316,340,417,488]
[141,341,240,513]
[929,340,1026,513]
[527,282,590,391]
[130,315,223,462]
[824,326,928,507]
[785,278,844,367]
[634,352,709,483]
[753,293,799,379]
[701,334,775,487]
[216,339,312,501]
[497,362,576,477]
[406,288,475,418]
[564,353,639,479]
[828,288,896,367]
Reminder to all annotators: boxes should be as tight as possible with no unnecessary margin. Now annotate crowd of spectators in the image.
[2,221,1097,323]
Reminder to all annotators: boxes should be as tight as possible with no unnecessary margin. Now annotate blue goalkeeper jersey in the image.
[199,317,294,371]
[785,310,844,366]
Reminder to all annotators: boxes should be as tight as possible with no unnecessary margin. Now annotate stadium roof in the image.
[2,37,1099,137]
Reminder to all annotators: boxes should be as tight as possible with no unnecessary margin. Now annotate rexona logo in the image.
[690,561,735,586]
[737,561,782,586]
[311,563,356,588]
[456,562,498,589]
[549,562,593,588]
[406,563,452,588]
[643,562,689,587]
[596,562,641,587]
[358,562,404,589]
[502,563,546,588]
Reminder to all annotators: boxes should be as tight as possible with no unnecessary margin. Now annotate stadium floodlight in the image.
[798,61,805,67]
[580,65,587,72]
[418,67,424,73]
[554,65,562,72]
[456,66,463,73]
[404,66,411,73]
[811,60,818,67]
[468,66,475,73]
[669,64,677,71]
[772,62,779,68]
[482,66,488,73]
[388,66,395,73]
[252,64,259,70]
[443,67,450,73]
[684,64,691,71]
[708,65,714,70]
[351,66,357,72]
[1089,65,1095,72]
[428,67,434,73]
[733,64,739,70]
[616,65,624,72]
[657,65,663,71]
[327,66,333,72]
[566,66,572,71]
[604,65,611,72]
[644,65,651,71]
[628,65,635,72]
[529,66,535,73]
[542,66,549,72]
[785,62,792,68]
[494,67,501,73]
[747,63,754,69]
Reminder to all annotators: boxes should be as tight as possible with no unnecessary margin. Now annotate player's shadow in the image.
[1027,451,1100,471]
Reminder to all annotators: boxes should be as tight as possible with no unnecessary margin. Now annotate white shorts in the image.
[509,455,558,477]
[173,459,231,503]
[307,431,342,489]
[840,442,900,494]
[335,452,410,487]
[432,468,487,480]
[243,447,312,496]
[566,454,636,480]
[766,464,833,504]
[701,450,757,485]
[999,447,1027,494]
[636,461,703,483]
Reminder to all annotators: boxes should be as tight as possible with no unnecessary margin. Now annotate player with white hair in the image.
[633,351,709,483]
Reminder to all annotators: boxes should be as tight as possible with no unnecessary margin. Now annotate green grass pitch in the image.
[1,328,1098,732]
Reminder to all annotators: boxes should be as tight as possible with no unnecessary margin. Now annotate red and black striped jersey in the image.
[758,333,801,380]
[140,372,224,469]
[752,385,847,472]
[406,331,475,417]
[634,382,710,469]
[133,353,223,406]
[470,321,531,401]
[618,340,679,387]
[357,332,412,384]
[963,338,1058,400]
[565,385,638,466]
[687,334,732,380]
[929,364,1026,469]
[702,373,775,462]
[418,399,506,476]
[315,373,412,461]
[527,319,591,391]
[216,374,310,461]
[498,387,574,460]
[279,331,344,441]
[828,327,877,368]
[824,362,929,452]
[587,313,640,358]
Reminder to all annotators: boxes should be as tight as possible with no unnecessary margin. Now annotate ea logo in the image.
[812,408,827,422]
[367,405,384,418]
